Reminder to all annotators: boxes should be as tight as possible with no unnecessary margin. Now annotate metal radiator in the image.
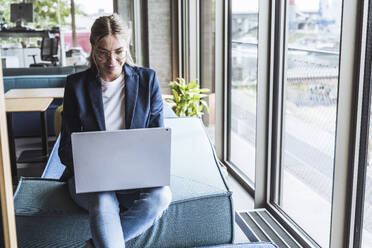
[236,209,303,248]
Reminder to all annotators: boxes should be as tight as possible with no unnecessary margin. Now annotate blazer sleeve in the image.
[148,71,164,128]
[58,76,81,180]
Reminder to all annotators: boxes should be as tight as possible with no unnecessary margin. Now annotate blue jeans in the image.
[68,178,172,248]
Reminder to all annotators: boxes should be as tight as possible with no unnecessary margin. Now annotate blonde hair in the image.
[89,14,135,68]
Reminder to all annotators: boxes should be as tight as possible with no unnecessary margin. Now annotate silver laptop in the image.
[71,128,171,194]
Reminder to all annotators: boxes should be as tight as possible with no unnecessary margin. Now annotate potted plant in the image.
[165,78,210,117]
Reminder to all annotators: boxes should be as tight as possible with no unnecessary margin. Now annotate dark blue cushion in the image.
[3,75,66,92]
[2,65,88,76]
[10,99,63,137]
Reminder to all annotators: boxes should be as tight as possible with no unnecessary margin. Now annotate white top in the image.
[100,73,126,131]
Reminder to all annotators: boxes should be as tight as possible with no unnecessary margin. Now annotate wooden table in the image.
[5,98,53,183]
[5,88,64,99]
[5,88,64,165]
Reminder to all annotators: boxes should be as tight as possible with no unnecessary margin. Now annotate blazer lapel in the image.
[87,70,106,131]
[124,64,139,128]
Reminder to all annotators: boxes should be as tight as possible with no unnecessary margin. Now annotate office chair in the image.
[30,37,59,67]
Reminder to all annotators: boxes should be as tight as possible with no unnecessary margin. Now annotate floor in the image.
[15,137,56,178]
[13,136,254,244]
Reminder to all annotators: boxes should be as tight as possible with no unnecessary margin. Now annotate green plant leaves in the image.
[167,78,210,117]
[172,89,180,103]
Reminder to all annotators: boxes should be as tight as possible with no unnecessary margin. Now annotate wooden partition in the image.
[0,60,18,247]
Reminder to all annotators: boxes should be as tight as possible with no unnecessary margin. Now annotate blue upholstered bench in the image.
[3,75,67,92]
[196,243,278,248]
[3,65,88,77]
[3,75,67,137]
[13,117,235,247]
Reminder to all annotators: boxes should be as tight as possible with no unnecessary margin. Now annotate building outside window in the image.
[277,0,342,246]
[362,71,372,247]
[228,0,259,184]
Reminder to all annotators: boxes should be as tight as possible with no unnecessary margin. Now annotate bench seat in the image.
[13,117,235,247]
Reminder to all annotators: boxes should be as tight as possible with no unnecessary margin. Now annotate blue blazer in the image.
[58,64,164,179]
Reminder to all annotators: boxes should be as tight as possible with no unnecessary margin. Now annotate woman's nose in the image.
[108,53,116,62]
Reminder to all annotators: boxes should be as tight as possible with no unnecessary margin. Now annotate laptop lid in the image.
[71,127,171,193]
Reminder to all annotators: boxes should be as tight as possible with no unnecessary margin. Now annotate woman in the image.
[58,14,172,248]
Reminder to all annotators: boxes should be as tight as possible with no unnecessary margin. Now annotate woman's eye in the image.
[98,50,107,56]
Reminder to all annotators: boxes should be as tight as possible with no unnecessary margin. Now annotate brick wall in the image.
[148,0,172,93]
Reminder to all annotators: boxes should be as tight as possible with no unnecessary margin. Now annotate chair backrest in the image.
[41,37,59,64]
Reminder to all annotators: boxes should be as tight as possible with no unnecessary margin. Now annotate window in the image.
[64,0,114,65]
[201,0,216,143]
[362,116,372,246]
[361,16,372,244]
[0,0,77,68]
[274,1,343,246]
[0,0,114,68]
[228,0,259,184]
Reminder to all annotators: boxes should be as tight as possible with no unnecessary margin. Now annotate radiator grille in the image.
[236,209,303,248]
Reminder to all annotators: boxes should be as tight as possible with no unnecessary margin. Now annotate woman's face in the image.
[94,34,127,81]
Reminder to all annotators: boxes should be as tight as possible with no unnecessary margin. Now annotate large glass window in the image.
[228,0,258,183]
[362,85,372,247]
[0,0,74,68]
[64,0,113,65]
[0,0,113,68]
[278,0,342,246]
[201,0,216,143]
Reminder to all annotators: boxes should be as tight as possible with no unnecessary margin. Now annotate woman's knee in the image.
[89,192,120,214]
[147,186,172,213]
[158,186,172,209]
